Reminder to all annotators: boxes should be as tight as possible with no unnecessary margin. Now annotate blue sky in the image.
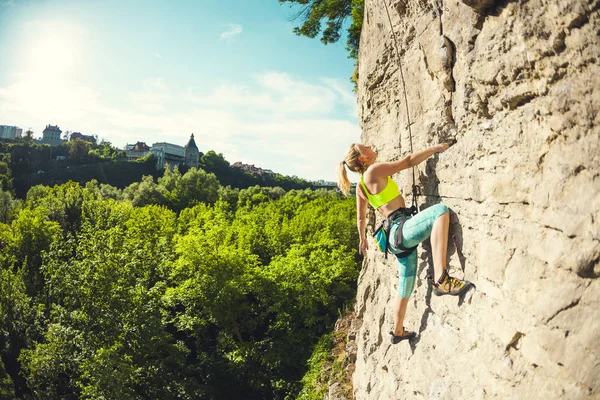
[0,0,360,181]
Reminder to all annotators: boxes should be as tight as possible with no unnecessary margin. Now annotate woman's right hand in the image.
[359,236,368,255]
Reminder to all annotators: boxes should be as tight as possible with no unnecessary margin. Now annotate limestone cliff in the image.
[348,0,600,398]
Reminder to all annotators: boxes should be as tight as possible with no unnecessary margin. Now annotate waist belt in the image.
[386,207,413,221]
[382,207,418,259]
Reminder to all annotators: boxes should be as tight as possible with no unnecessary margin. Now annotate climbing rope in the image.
[381,0,420,214]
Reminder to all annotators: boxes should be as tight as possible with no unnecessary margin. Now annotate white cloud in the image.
[185,72,338,116]
[220,24,242,41]
[0,69,359,181]
[139,104,165,113]
[179,73,360,179]
[0,0,15,6]
[155,52,163,59]
[129,77,171,104]
[321,77,359,118]
[144,77,168,90]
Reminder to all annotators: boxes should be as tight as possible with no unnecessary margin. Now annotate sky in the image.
[0,0,361,181]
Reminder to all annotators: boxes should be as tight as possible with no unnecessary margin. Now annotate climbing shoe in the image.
[431,270,469,296]
[390,328,416,344]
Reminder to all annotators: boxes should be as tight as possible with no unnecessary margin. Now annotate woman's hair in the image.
[336,143,365,196]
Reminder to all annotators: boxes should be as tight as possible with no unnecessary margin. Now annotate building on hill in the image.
[70,131,97,143]
[125,141,150,160]
[0,125,22,139]
[150,135,201,170]
[151,142,185,170]
[232,162,275,175]
[184,133,199,169]
[41,124,64,146]
[312,179,351,188]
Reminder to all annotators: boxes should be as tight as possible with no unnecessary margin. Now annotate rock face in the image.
[351,0,599,398]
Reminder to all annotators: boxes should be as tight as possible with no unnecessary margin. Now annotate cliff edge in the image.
[349,0,599,398]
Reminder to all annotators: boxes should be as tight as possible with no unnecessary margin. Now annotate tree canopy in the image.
[0,167,359,399]
[280,0,364,59]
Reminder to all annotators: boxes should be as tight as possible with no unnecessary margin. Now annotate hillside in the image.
[0,141,311,198]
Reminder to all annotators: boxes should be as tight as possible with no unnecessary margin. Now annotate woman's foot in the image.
[432,270,469,296]
[390,328,416,344]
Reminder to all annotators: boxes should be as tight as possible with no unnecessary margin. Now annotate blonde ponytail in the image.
[336,143,365,196]
[337,161,351,196]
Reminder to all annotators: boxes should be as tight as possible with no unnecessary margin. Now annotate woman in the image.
[337,143,468,343]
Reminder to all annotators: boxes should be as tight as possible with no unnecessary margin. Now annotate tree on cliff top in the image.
[280,0,364,59]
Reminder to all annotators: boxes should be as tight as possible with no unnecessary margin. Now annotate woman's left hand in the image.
[434,143,450,153]
[359,237,368,255]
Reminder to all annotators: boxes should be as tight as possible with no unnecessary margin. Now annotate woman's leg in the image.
[389,204,465,341]
[401,204,450,280]
[401,204,467,295]
[393,296,410,336]
[393,250,417,336]
[431,211,450,282]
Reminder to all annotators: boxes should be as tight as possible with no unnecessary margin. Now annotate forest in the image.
[0,164,359,399]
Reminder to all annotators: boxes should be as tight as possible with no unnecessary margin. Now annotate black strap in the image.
[383,222,391,260]
[392,215,417,258]
[382,209,417,259]
[411,185,420,215]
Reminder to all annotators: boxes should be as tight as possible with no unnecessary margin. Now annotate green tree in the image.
[280,0,364,59]
[25,181,98,235]
[23,130,34,145]
[237,185,273,210]
[171,168,220,211]
[99,183,123,200]
[9,207,61,296]
[87,148,101,160]
[0,268,35,398]
[157,164,182,193]
[21,198,186,399]
[0,358,15,400]
[98,140,119,159]
[123,175,167,207]
[0,161,12,192]
[218,185,240,213]
[68,139,89,160]
[0,189,19,224]
[199,151,233,185]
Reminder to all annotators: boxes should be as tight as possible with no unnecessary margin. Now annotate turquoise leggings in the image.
[389,204,449,298]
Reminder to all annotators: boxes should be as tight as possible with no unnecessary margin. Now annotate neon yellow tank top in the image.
[359,176,401,208]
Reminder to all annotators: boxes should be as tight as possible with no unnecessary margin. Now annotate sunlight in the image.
[6,20,94,122]
[22,21,83,82]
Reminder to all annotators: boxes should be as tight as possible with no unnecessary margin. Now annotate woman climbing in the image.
[337,143,469,344]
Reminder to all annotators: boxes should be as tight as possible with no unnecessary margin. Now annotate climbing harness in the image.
[373,207,417,260]
[381,0,420,215]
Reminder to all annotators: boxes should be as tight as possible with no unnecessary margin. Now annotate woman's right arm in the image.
[369,144,449,177]
[356,187,369,255]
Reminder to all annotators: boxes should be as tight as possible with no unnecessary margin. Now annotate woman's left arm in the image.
[370,143,449,177]
[406,143,449,166]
